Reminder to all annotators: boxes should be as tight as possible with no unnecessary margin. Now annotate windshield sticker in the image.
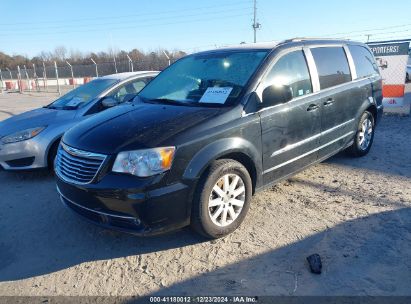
[199,87,233,104]
[65,97,84,107]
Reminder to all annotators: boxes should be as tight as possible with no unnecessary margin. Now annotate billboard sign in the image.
[368,42,409,107]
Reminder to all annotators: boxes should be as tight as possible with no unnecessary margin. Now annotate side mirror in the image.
[261,84,293,108]
[101,97,119,108]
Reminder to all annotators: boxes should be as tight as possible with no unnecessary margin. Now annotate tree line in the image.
[0,46,187,70]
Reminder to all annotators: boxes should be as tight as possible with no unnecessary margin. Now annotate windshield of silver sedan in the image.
[139,50,268,106]
[47,78,117,110]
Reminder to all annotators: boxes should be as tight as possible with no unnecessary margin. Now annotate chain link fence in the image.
[0,57,175,94]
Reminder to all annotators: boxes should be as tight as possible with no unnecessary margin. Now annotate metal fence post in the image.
[6,68,12,80]
[66,60,75,88]
[127,54,134,72]
[43,62,48,92]
[163,50,171,66]
[90,58,98,77]
[54,61,60,95]
[23,65,31,92]
[0,69,3,93]
[113,55,118,73]
[17,66,22,93]
[33,63,39,91]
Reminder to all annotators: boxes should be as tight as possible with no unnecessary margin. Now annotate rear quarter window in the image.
[348,45,379,78]
[311,47,352,90]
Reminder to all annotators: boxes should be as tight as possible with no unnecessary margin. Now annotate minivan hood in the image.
[63,103,223,154]
[0,107,77,138]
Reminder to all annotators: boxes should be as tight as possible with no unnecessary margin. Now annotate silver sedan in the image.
[0,71,158,171]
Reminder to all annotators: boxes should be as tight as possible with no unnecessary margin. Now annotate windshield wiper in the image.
[147,98,188,106]
[44,105,58,109]
[62,105,79,110]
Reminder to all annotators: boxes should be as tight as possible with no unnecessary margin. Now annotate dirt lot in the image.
[0,89,410,296]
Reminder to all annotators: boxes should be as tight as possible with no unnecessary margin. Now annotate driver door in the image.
[259,49,322,184]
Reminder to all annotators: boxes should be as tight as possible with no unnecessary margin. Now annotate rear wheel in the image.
[406,73,409,83]
[191,159,252,239]
[346,111,375,157]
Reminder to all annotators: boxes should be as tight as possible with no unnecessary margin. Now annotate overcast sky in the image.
[1,0,410,57]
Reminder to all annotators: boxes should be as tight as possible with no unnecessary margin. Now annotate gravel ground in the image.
[0,89,410,296]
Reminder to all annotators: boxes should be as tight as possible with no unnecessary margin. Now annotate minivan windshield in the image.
[47,78,118,110]
[139,50,268,106]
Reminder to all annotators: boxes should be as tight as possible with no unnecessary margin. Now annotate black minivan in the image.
[55,39,383,238]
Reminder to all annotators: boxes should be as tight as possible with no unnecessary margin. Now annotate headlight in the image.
[1,127,46,144]
[112,147,175,177]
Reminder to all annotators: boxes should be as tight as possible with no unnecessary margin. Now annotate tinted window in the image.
[311,47,352,89]
[349,45,379,78]
[263,50,312,99]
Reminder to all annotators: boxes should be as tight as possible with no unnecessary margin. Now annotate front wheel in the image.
[346,111,375,157]
[191,159,252,239]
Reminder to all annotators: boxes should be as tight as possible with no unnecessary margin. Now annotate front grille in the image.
[55,143,107,184]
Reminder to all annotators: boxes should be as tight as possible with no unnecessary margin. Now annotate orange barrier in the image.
[5,81,15,90]
[69,78,76,85]
[382,85,405,98]
[83,77,92,83]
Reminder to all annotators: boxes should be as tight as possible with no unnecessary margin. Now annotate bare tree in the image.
[54,46,67,61]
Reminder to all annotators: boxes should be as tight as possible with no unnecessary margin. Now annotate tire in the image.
[346,111,375,157]
[47,140,60,172]
[406,73,409,83]
[191,159,252,239]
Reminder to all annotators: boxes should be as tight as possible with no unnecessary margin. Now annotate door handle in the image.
[323,98,334,106]
[307,104,319,111]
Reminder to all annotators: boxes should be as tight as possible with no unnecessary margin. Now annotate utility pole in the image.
[365,34,372,43]
[252,0,261,43]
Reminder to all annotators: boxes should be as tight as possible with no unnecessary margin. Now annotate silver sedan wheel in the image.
[208,174,246,227]
[359,116,373,150]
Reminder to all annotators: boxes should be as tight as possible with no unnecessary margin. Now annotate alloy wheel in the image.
[358,116,373,150]
[208,174,245,227]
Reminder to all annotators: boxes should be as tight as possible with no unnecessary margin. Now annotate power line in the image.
[315,22,411,38]
[335,27,411,41]
[2,6,253,33]
[0,0,251,27]
[0,12,252,38]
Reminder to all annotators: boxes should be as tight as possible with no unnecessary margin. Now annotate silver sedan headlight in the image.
[112,147,175,177]
[1,126,46,144]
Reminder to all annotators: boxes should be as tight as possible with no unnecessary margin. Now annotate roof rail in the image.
[279,37,347,44]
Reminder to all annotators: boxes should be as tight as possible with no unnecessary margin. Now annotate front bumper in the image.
[0,137,48,170]
[56,173,194,236]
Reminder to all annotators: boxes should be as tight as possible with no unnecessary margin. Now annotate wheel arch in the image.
[183,137,262,193]
[366,104,378,124]
[216,152,258,194]
[45,135,62,168]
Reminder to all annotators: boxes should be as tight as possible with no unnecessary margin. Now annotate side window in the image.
[110,77,151,103]
[311,47,352,90]
[348,45,379,78]
[263,50,313,99]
